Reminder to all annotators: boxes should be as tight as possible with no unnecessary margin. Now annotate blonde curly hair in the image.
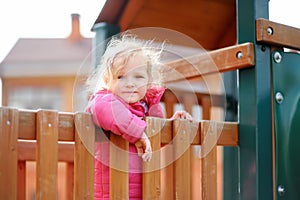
[86,33,165,97]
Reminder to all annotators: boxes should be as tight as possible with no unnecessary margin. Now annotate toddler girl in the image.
[86,34,192,199]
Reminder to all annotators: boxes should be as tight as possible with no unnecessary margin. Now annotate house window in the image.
[8,87,63,110]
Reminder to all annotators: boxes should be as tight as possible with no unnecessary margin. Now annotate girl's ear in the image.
[103,76,108,85]
[102,69,111,86]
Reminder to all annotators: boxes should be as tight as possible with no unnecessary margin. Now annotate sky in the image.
[0,0,106,62]
[0,0,299,63]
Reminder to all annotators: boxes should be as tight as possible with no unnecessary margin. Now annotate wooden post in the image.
[0,108,19,200]
[36,110,59,200]
[160,120,174,199]
[201,121,220,200]
[74,112,95,200]
[173,119,198,199]
[17,161,26,200]
[143,118,162,199]
[66,162,74,200]
[110,134,129,199]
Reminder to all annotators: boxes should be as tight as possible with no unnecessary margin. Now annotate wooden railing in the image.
[0,108,95,200]
[0,42,257,199]
[0,107,238,199]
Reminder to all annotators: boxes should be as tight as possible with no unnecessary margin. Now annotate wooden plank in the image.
[202,147,217,200]
[110,134,129,199]
[200,121,218,200]
[202,95,211,120]
[17,161,26,200]
[160,119,174,199]
[217,122,239,146]
[159,119,173,144]
[118,0,146,31]
[58,112,75,141]
[74,112,95,200]
[161,152,174,199]
[163,42,254,83]
[18,109,36,139]
[16,109,237,146]
[18,110,74,141]
[256,18,300,51]
[191,146,201,199]
[160,89,178,118]
[66,163,74,200]
[143,118,162,199]
[0,108,19,200]
[159,118,238,146]
[18,141,74,162]
[36,110,59,200]
[173,120,198,199]
[200,120,238,146]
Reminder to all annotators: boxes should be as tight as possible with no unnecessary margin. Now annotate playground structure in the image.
[1,0,300,199]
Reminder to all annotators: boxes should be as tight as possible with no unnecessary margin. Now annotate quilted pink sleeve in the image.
[146,86,165,118]
[89,94,146,143]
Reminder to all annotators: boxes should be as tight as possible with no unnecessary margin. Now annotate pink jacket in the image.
[87,86,165,200]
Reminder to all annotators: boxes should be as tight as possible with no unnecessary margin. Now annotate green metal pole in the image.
[223,71,239,200]
[237,0,273,199]
[91,23,120,67]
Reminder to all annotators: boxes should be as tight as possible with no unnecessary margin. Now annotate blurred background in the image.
[0,0,298,199]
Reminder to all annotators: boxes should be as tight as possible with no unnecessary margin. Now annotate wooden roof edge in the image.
[92,0,128,31]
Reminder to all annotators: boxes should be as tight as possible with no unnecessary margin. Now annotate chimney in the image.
[68,13,82,42]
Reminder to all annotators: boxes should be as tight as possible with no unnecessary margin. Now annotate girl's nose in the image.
[125,78,135,88]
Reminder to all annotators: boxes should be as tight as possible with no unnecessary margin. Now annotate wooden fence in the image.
[0,107,238,199]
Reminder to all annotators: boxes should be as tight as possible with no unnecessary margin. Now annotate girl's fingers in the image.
[142,151,152,162]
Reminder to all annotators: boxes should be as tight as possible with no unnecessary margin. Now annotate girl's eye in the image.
[117,75,123,79]
[136,75,145,79]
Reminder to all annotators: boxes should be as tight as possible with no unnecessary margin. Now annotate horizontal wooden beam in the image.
[17,109,238,146]
[14,108,238,164]
[18,120,238,162]
[200,120,238,146]
[18,141,74,162]
[150,118,238,146]
[163,42,255,82]
[18,110,75,141]
[256,18,300,50]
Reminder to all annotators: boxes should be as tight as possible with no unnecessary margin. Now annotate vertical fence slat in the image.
[66,162,74,200]
[173,120,199,199]
[201,121,218,200]
[202,96,211,120]
[202,147,217,199]
[143,118,162,199]
[0,108,19,200]
[161,120,174,199]
[110,134,129,199]
[36,110,59,200]
[17,161,26,200]
[74,112,95,200]
[183,92,202,199]
[173,120,193,199]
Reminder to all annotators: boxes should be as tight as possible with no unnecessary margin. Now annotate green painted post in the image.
[223,71,240,200]
[237,0,273,199]
[91,23,120,67]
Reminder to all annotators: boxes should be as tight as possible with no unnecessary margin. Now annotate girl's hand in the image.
[135,132,152,162]
[170,111,193,121]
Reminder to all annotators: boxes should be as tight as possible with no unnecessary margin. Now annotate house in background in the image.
[0,14,92,112]
[0,13,93,200]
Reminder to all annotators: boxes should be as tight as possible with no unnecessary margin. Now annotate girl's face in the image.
[108,54,150,103]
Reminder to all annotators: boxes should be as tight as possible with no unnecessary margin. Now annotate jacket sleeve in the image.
[146,86,165,118]
[89,94,146,144]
